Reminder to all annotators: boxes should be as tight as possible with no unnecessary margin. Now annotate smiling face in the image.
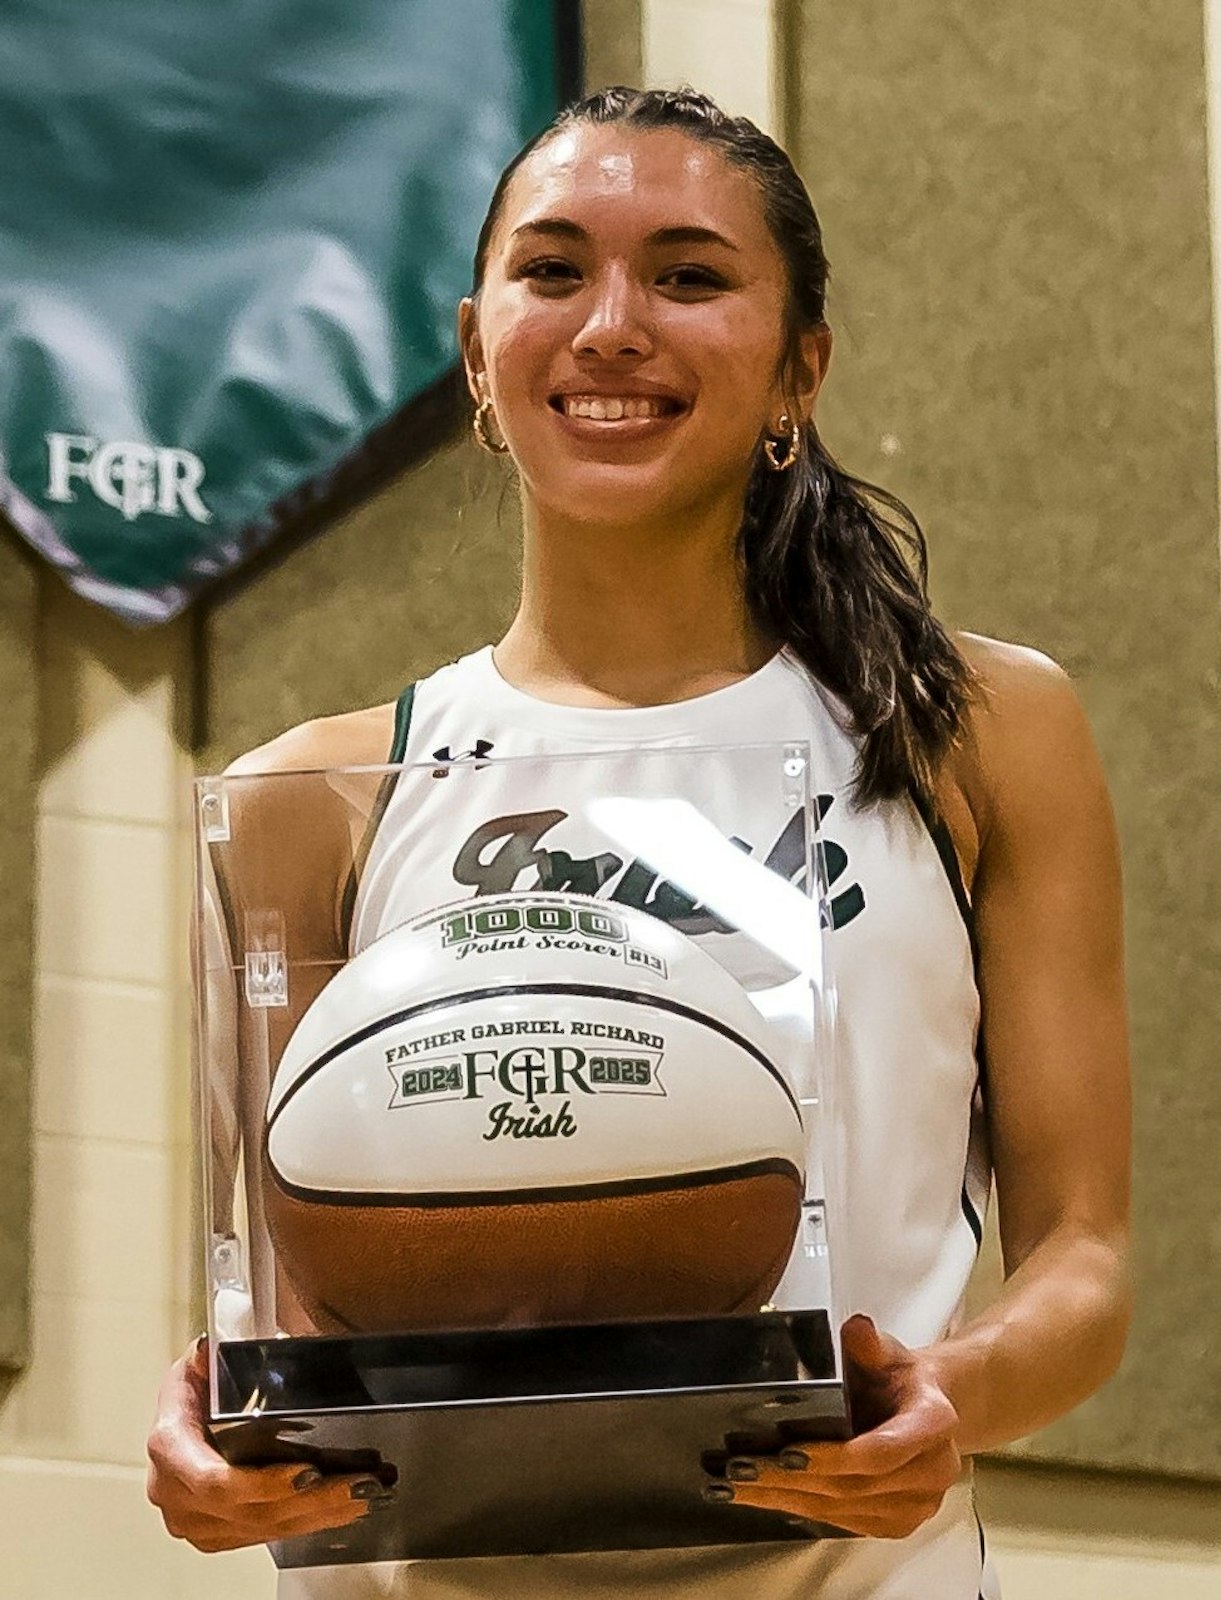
[460,124,827,534]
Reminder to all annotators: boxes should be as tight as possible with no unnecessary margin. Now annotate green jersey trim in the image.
[906,784,975,948]
[339,682,416,953]
[907,784,987,1251]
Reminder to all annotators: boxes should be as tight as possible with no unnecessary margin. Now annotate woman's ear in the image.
[796,324,832,417]
[773,326,832,430]
[457,297,484,405]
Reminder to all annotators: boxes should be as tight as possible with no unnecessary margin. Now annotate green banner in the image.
[0,1,574,623]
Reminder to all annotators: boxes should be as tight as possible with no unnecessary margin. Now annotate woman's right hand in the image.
[147,1338,395,1552]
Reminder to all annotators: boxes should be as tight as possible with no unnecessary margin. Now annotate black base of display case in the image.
[211,1309,850,1568]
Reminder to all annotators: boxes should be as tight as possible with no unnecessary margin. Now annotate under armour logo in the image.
[431,739,495,778]
[432,740,495,763]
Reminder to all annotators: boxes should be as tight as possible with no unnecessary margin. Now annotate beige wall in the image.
[643,0,779,131]
[976,1460,1221,1598]
[0,1,1218,1595]
[0,575,270,1595]
[0,535,36,1372]
[792,0,1221,1482]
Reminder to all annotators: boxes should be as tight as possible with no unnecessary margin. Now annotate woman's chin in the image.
[528,470,697,528]
[524,464,727,530]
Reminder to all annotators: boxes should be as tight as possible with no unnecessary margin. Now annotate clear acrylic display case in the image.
[193,742,848,1567]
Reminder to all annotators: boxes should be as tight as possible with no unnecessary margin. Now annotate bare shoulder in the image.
[955,632,1091,759]
[220,701,398,857]
[956,631,1075,704]
[952,632,1110,848]
[211,705,398,943]
[224,702,398,778]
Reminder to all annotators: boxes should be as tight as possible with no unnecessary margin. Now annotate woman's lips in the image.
[547,392,689,439]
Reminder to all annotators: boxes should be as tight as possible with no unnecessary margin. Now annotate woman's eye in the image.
[519,258,580,284]
[661,265,727,291]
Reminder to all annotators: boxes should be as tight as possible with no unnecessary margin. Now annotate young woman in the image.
[147,88,1132,1598]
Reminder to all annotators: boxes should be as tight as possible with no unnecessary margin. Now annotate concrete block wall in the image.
[0,577,270,1597]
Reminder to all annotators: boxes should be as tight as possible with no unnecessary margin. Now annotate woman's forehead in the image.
[491,124,772,252]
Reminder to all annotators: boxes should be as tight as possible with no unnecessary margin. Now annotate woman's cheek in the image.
[483,298,566,387]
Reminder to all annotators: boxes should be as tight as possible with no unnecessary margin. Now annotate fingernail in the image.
[350,1478,394,1502]
[292,1467,323,1492]
[778,1448,809,1471]
[702,1482,735,1503]
[726,1458,759,1482]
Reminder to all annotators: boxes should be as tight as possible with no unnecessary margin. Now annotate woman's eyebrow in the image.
[509,218,740,252]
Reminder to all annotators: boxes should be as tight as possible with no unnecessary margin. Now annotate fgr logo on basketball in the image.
[45,432,212,522]
[388,1039,665,1103]
[387,1035,667,1145]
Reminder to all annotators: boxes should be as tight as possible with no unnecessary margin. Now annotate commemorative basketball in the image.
[263,891,806,1333]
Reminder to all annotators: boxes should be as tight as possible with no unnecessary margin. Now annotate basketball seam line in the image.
[264,1153,803,1209]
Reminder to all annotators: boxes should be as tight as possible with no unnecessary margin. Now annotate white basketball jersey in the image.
[281,645,999,1600]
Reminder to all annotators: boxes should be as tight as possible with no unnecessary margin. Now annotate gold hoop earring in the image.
[763,413,802,472]
[473,397,510,455]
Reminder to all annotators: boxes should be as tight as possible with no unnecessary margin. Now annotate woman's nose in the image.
[572,270,655,360]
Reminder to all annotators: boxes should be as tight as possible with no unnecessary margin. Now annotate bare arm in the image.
[724,641,1132,1532]
[924,642,1132,1451]
[150,708,399,1548]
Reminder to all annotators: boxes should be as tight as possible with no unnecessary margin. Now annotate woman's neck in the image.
[496,500,778,708]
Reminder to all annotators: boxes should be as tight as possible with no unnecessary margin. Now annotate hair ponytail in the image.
[741,426,975,806]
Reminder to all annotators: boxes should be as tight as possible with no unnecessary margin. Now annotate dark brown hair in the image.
[472,86,976,807]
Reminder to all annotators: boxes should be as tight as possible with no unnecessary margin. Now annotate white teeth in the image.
[563,395,669,420]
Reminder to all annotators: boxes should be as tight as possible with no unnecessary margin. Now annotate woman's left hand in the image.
[711,1314,963,1539]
